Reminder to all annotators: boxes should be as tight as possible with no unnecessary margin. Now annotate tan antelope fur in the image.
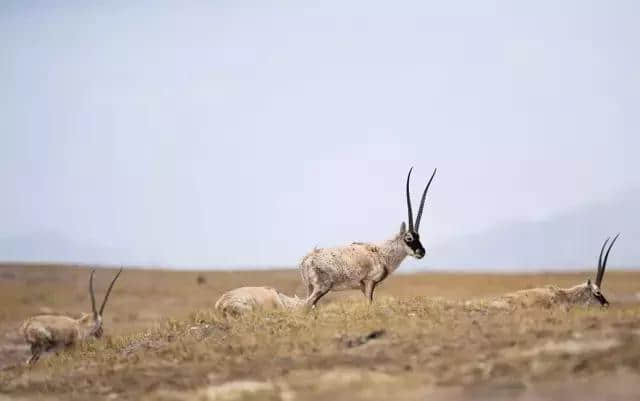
[490,235,619,309]
[300,167,437,309]
[215,286,304,316]
[20,268,122,365]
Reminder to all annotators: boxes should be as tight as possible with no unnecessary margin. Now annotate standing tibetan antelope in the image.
[20,268,123,365]
[300,167,437,309]
[215,286,304,317]
[491,235,620,309]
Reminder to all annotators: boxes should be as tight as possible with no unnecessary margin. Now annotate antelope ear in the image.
[399,222,407,234]
[78,313,92,323]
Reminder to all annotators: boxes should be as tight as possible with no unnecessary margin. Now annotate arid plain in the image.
[1,265,640,401]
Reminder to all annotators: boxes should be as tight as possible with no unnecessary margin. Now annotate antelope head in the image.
[585,234,619,307]
[401,167,437,259]
[86,267,123,338]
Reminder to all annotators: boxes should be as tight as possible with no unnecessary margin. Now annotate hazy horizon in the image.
[2,1,639,270]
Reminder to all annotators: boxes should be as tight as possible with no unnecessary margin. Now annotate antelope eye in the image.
[404,234,413,242]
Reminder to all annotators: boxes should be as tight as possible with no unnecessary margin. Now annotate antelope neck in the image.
[376,235,410,273]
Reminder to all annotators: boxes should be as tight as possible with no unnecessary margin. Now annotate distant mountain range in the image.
[2,190,638,271]
[426,189,640,271]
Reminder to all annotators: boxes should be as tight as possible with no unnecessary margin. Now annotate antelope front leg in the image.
[304,286,332,312]
[26,344,42,366]
[363,281,376,304]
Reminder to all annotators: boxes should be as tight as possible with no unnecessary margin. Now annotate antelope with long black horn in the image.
[300,167,437,309]
[490,235,620,309]
[20,268,123,365]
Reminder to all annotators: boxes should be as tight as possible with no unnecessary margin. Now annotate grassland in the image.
[1,265,640,400]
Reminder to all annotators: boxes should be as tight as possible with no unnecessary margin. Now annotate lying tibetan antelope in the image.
[20,268,123,365]
[491,235,619,309]
[300,167,437,309]
[215,286,304,316]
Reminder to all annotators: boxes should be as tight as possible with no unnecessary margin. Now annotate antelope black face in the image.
[402,167,437,259]
[588,234,620,307]
[402,230,425,259]
[92,317,104,338]
[89,268,123,338]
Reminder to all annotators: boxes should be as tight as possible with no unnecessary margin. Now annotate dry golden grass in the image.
[1,265,640,401]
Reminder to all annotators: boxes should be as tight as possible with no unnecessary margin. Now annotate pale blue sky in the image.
[1,1,639,269]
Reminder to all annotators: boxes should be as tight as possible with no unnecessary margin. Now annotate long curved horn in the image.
[415,168,437,231]
[99,267,123,315]
[595,237,610,286]
[598,233,620,287]
[406,167,414,232]
[89,269,98,319]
